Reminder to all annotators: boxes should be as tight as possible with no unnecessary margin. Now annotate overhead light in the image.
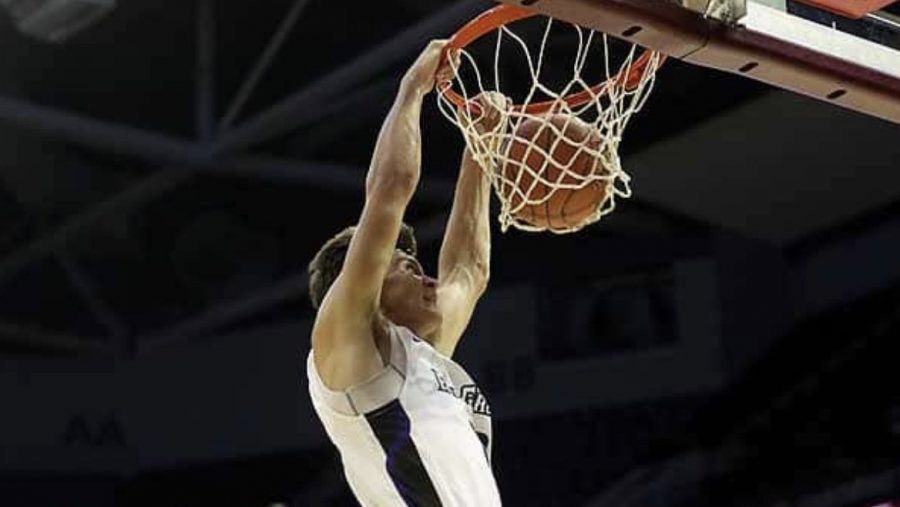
[0,0,115,42]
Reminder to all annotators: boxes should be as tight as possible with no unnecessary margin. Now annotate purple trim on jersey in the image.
[365,399,443,507]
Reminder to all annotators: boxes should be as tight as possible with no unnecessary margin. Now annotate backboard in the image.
[497,0,900,124]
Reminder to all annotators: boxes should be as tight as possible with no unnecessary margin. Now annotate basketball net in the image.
[437,16,663,233]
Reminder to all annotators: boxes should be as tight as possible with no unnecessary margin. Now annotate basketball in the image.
[500,114,610,232]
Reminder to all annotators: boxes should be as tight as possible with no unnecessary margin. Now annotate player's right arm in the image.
[311,40,447,391]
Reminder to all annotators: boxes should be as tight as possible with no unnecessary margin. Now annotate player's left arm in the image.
[432,92,506,357]
[432,150,491,356]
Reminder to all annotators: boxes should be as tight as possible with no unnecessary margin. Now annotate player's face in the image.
[380,251,442,339]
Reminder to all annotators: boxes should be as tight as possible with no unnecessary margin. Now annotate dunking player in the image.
[305,40,504,506]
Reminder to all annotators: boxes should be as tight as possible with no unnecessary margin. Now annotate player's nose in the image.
[422,276,438,288]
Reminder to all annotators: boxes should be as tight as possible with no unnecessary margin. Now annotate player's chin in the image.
[420,298,439,317]
[421,291,438,309]
[420,298,442,320]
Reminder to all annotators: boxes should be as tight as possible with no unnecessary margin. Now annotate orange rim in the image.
[439,4,666,114]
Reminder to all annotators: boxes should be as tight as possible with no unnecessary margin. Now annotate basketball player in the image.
[305,40,505,506]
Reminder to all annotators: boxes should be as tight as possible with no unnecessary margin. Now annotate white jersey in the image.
[307,325,501,507]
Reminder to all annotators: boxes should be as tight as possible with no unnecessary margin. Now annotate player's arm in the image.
[433,93,507,356]
[312,40,447,390]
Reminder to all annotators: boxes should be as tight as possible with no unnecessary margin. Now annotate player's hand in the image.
[402,39,449,96]
[435,47,461,92]
[463,92,510,134]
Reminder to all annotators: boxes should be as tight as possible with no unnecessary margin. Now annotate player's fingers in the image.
[421,39,448,71]
[447,48,462,69]
[435,66,454,85]
[490,92,510,110]
[446,47,461,67]
[435,48,460,87]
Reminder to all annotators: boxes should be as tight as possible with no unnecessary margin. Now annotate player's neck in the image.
[381,316,437,347]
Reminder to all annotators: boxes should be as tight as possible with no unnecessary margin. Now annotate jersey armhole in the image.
[307,326,408,416]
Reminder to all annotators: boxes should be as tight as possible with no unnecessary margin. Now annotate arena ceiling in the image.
[0,0,896,361]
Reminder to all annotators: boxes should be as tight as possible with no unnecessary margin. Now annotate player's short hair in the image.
[307,223,418,310]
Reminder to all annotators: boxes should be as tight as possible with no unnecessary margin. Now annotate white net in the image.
[437,14,663,234]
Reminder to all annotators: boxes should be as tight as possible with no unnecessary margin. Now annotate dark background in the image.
[0,0,899,505]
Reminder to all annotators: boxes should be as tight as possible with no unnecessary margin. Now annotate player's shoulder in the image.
[309,302,393,392]
[308,323,411,417]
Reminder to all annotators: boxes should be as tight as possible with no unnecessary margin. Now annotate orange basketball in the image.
[500,114,609,232]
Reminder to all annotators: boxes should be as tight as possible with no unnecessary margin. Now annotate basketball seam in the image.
[553,182,607,222]
[558,142,606,228]
[543,125,555,231]
[559,178,577,229]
